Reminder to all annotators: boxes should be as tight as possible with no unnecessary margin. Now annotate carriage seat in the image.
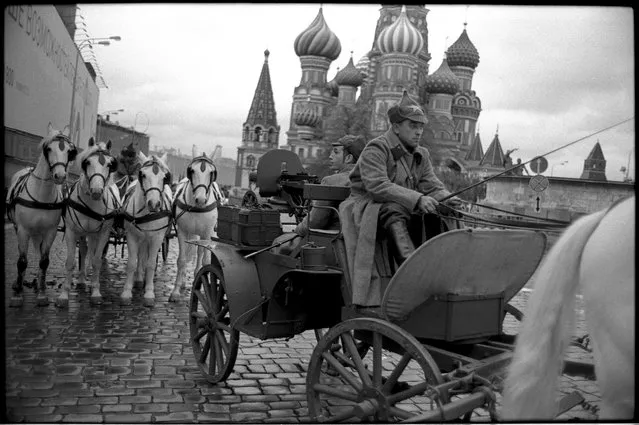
[380,228,547,341]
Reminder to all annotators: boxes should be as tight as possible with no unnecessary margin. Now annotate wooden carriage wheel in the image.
[189,264,239,383]
[307,317,446,423]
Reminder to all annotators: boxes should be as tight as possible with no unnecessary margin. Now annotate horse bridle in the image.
[138,158,171,200]
[44,135,77,173]
[82,148,116,194]
[187,156,217,201]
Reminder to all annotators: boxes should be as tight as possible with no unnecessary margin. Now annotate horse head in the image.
[187,152,217,207]
[41,123,76,184]
[137,151,171,212]
[79,137,117,200]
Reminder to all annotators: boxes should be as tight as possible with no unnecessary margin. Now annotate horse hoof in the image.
[120,297,132,306]
[143,298,155,308]
[36,296,49,306]
[55,298,69,309]
[9,297,23,308]
[168,293,181,303]
[90,296,103,305]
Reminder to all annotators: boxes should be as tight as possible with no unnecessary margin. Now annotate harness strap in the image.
[12,197,66,210]
[174,198,218,213]
[65,198,118,222]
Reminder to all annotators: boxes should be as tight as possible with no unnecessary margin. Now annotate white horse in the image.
[170,152,224,302]
[502,196,634,420]
[5,123,77,307]
[58,138,120,307]
[120,152,173,307]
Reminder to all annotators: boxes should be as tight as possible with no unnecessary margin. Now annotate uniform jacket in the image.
[339,129,451,306]
[295,163,354,236]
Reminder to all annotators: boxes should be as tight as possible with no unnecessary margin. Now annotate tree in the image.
[436,168,487,204]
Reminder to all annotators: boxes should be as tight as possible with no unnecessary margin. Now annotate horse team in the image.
[6,124,224,309]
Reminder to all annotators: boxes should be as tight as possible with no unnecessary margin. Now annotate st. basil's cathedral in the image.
[234,4,607,188]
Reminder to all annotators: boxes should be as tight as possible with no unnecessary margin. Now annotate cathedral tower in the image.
[286,7,341,164]
[580,141,607,181]
[235,49,280,187]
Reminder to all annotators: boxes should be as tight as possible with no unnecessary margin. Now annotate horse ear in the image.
[138,151,148,163]
[88,137,95,147]
[160,152,169,164]
[47,122,54,135]
[61,125,70,138]
[106,140,112,151]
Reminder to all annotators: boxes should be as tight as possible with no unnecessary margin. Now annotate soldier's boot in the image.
[388,221,416,267]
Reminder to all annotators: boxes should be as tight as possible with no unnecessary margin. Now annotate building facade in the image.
[4,5,99,185]
[97,115,150,157]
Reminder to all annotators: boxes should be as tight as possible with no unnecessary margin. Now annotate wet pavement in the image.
[3,223,600,423]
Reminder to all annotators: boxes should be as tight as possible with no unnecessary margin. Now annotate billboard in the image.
[4,5,99,151]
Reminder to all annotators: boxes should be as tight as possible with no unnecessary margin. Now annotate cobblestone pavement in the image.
[4,223,599,423]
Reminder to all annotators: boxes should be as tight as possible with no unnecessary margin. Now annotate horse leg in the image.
[78,236,88,285]
[88,234,107,305]
[135,239,147,283]
[142,236,163,308]
[35,230,56,306]
[59,230,78,308]
[170,229,188,302]
[10,227,30,307]
[122,236,140,305]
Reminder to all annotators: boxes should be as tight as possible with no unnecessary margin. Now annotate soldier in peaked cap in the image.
[272,134,367,255]
[338,90,463,308]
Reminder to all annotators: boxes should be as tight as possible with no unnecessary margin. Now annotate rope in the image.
[468,202,571,226]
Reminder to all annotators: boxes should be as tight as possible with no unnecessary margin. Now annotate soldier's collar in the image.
[387,130,423,164]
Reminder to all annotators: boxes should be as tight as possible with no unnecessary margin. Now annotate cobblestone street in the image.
[4,223,600,423]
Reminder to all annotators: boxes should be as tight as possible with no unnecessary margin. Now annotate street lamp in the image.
[551,161,568,176]
[69,36,121,142]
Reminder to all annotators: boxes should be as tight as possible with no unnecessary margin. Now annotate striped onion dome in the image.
[446,27,480,69]
[294,7,342,61]
[376,6,424,56]
[335,56,363,87]
[294,106,320,127]
[424,57,460,95]
[356,54,370,76]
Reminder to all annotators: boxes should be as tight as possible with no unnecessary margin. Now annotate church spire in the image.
[245,49,278,130]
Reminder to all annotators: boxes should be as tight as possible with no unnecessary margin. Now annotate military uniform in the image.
[339,90,457,307]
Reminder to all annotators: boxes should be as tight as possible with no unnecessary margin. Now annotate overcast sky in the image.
[79,4,634,180]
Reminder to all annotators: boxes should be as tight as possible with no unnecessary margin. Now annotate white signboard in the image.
[4,5,99,151]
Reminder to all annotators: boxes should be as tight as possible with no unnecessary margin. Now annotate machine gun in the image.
[245,149,320,223]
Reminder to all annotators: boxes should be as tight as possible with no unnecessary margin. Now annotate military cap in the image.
[387,90,427,124]
[331,134,367,161]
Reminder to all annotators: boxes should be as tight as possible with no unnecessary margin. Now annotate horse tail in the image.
[501,208,606,420]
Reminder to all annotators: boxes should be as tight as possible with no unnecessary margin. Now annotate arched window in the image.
[246,155,255,168]
[254,127,262,142]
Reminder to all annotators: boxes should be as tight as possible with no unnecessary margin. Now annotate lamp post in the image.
[69,36,121,145]
[96,109,124,142]
[551,160,568,177]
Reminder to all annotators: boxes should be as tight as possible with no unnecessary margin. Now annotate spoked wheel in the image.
[189,264,239,383]
[307,317,446,423]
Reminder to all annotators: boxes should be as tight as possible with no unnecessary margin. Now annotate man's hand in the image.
[416,195,439,214]
[445,196,463,209]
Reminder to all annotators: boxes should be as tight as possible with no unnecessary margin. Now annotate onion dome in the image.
[446,26,480,69]
[356,54,370,76]
[376,6,424,55]
[294,106,320,127]
[294,7,342,61]
[335,56,364,87]
[424,57,460,95]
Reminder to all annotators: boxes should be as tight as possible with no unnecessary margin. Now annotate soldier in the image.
[339,90,462,308]
[273,134,366,255]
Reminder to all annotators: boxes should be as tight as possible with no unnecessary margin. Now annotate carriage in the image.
[185,149,596,422]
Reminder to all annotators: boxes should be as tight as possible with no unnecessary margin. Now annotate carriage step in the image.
[557,391,585,416]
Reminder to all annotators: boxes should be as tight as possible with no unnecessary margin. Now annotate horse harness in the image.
[120,158,173,232]
[6,170,66,224]
[65,180,121,233]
